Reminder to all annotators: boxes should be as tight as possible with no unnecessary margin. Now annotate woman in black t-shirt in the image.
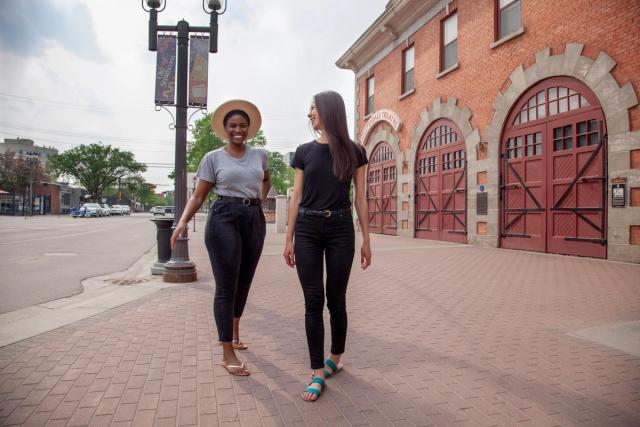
[284,90,371,402]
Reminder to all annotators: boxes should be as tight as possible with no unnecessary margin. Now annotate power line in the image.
[0,122,174,145]
[0,93,354,120]
[0,131,175,154]
[0,93,146,114]
[0,121,311,145]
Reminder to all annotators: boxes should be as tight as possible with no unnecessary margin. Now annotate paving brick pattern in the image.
[1,229,639,426]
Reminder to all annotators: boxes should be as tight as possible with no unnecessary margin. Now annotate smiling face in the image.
[224,113,249,146]
[308,101,324,132]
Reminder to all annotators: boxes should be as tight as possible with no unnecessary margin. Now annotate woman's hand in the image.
[170,221,187,250]
[360,240,371,270]
[283,239,295,267]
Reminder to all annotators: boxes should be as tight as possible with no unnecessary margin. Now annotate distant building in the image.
[0,138,58,168]
[285,151,295,166]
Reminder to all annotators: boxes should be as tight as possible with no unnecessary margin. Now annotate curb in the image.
[0,246,172,348]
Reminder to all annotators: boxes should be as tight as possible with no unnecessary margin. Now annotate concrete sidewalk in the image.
[1,223,639,426]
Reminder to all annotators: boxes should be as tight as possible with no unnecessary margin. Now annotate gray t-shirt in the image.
[196,146,268,199]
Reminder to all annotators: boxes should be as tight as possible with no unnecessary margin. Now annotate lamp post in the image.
[142,0,227,283]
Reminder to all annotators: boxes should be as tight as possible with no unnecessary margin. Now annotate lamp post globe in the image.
[208,0,222,11]
[146,0,162,9]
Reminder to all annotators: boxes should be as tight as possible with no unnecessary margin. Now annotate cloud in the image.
[0,0,388,189]
[0,0,106,61]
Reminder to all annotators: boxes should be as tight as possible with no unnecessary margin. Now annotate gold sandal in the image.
[232,340,248,350]
[221,361,250,376]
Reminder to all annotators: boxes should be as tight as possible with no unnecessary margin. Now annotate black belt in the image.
[217,195,261,206]
[298,207,351,218]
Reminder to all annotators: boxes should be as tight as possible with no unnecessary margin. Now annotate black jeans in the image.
[204,199,266,342]
[294,210,355,369]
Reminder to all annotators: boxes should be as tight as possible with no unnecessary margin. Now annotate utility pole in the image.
[25,152,38,218]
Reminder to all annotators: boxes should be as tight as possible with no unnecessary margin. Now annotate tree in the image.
[267,151,294,195]
[180,113,285,193]
[49,144,146,202]
[0,151,48,194]
[186,113,225,172]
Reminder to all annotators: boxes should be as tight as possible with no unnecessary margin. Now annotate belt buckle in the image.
[323,210,332,217]
[242,198,251,206]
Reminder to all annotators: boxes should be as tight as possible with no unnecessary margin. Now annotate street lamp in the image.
[142,0,228,283]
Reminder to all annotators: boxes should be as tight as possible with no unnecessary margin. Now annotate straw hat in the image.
[211,99,262,141]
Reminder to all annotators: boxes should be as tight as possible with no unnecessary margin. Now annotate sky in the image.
[0,0,387,192]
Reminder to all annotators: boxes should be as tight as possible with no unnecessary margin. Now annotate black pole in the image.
[163,20,197,283]
[209,12,218,53]
[149,9,158,51]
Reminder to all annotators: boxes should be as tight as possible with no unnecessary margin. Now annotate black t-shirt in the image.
[291,140,368,210]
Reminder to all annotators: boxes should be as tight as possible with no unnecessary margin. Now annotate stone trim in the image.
[489,26,525,49]
[399,88,416,101]
[485,42,640,262]
[436,63,459,80]
[406,97,481,240]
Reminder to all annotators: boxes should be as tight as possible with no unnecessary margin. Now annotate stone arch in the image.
[406,96,481,239]
[363,121,402,161]
[485,43,639,261]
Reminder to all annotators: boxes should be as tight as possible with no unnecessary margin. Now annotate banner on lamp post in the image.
[188,36,209,107]
[154,35,177,105]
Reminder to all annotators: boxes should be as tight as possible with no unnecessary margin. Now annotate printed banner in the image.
[188,36,209,107]
[154,35,177,105]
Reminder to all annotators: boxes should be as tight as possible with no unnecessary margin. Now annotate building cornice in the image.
[336,0,444,72]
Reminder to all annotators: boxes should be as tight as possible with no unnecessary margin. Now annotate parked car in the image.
[101,204,111,216]
[110,205,123,216]
[83,203,102,217]
[119,205,131,215]
[164,206,174,216]
[152,206,165,215]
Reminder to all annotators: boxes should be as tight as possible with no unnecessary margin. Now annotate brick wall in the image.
[356,0,640,147]
[34,184,61,214]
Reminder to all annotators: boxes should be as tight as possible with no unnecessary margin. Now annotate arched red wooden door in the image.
[500,76,607,258]
[415,120,467,243]
[367,142,397,235]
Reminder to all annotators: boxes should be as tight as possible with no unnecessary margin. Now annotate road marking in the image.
[43,252,78,257]
[0,226,123,245]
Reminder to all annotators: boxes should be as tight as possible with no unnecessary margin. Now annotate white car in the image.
[152,206,165,215]
[101,204,111,216]
[110,205,123,216]
[119,205,131,215]
[83,203,102,217]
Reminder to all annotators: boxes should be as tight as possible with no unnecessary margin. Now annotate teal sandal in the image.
[301,377,325,402]
[323,358,343,378]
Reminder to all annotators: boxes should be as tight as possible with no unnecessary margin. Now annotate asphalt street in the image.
[0,213,159,314]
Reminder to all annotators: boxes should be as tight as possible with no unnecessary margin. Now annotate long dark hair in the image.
[314,91,357,182]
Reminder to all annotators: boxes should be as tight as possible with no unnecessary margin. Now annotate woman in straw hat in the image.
[171,99,270,376]
[284,91,371,401]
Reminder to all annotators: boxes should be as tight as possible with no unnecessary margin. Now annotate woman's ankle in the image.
[312,368,325,378]
[329,353,342,363]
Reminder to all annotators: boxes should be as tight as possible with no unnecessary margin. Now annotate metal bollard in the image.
[150,217,174,275]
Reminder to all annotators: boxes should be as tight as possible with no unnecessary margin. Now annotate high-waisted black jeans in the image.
[294,211,355,369]
[205,199,266,342]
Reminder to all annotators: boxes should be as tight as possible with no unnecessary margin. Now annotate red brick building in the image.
[337,0,640,262]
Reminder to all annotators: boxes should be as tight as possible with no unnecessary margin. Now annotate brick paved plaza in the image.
[1,226,639,426]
